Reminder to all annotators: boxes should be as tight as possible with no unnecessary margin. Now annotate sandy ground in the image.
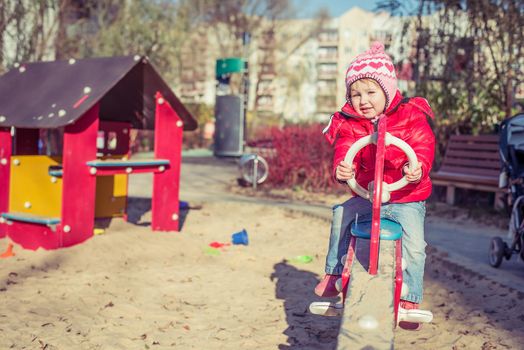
[1,199,524,349]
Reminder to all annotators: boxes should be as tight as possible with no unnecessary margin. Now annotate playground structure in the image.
[0,55,196,250]
[310,117,432,349]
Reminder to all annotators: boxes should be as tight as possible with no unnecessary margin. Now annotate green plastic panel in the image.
[216,58,245,77]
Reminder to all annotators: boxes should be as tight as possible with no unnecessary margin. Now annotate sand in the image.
[1,200,524,349]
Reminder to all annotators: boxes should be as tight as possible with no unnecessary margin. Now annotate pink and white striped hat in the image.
[345,41,398,109]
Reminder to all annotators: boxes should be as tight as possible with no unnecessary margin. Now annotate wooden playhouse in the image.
[0,55,197,250]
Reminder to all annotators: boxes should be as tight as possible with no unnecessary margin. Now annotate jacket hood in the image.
[405,97,435,119]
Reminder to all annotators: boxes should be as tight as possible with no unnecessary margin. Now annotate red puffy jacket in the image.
[323,91,435,203]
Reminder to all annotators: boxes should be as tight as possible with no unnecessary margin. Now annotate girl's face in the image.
[349,79,386,119]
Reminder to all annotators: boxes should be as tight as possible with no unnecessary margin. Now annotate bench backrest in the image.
[440,134,500,177]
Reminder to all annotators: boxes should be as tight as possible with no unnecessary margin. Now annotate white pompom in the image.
[358,315,379,330]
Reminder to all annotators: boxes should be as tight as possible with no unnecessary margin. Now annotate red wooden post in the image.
[341,235,357,303]
[0,127,12,238]
[393,239,403,325]
[15,128,39,155]
[59,104,99,247]
[152,92,183,231]
[97,121,131,221]
[369,117,387,275]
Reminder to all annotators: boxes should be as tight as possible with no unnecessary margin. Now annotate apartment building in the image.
[178,25,216,106]
[176,7,404,123]
[318,8,403,120]
[265,18,319,122]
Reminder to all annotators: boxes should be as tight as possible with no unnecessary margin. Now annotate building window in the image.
[318,63,337,73]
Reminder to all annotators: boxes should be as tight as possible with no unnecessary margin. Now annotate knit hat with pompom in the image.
[345,41,398,109]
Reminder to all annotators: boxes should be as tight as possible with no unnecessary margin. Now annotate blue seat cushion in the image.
[350,218,403,241]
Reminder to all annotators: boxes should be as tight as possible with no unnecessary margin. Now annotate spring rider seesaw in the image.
[309,116,433,349]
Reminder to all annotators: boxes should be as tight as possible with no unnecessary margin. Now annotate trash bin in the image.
[214,95,244,157]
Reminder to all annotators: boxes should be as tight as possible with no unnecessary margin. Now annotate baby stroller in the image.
[489,112,524,267]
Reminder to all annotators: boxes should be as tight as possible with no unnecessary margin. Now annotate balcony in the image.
[259,38,276,50]
[370,31,392,47]
[316,96,337,112]
[180,95,197,103]
[193,72,207,81]
[318,31,339,46]
[181,86,206,97]
[257,84,274,95]
[180,73,207,83]
[259,54,276,65]
[317,53,338,63]
[317,80,337,91]
[181,83,196,93]
[257,95,274,111]
[317,62,338,79]
[257,105,274,113]
[318,39,338,46]
[316,89,336,97]
[259,71,276,80]
[317,71,338,80]
[181,53,206,64]
[259,64,276,79]
[259,30,275,47]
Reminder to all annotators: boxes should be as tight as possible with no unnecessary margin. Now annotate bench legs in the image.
[446,185,456,205]
[443,184,504,210]
[494,192,505,210]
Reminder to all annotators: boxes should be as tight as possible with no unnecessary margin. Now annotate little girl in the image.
[317,42,435,326]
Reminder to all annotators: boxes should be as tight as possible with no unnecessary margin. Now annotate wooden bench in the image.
[431,134,505,207]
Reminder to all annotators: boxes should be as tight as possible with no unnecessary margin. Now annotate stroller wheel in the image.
[489,237,506,268]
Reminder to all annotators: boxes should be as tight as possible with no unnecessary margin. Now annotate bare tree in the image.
[0,1,60,72]
[252,11,328,118]
[197,1,328,130]
[378,0,524,158]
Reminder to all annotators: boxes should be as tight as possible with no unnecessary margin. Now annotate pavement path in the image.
[128,154,524,293]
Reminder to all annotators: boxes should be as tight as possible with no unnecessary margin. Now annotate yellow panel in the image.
[113,174,128,196]
[94,155,128,218]
[9,155,63,217]
[9,154,129,219]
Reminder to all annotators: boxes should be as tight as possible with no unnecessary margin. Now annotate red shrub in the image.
[264,123,339,192]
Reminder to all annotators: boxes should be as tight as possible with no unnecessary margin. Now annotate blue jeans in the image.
[324,196,427,303]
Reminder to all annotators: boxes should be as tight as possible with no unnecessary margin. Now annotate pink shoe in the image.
[399,300,419,310]
[314,274,340,297]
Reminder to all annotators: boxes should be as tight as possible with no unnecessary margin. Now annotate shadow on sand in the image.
[96,196,190,230]
[271,261,340,349]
